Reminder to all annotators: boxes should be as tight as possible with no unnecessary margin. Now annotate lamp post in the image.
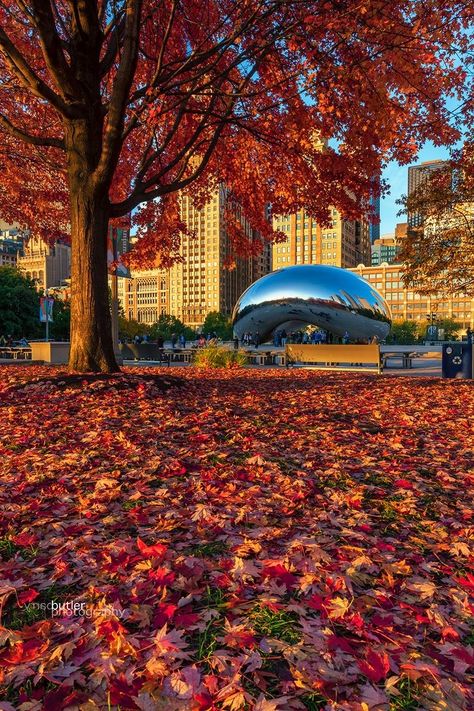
[426,312,438,343]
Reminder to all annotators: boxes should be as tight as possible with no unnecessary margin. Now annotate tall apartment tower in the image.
[170,187,270,330]
[272,208,371,270]
[369,195,381,243]
[120,187,271,329]
[407,160,447,228]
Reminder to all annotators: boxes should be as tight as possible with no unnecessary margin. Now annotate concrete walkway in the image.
[123,357,443,377]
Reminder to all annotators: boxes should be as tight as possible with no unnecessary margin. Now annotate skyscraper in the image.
[272,208,371,269]
[407,160,447,228]
[119,186,271,329]
[369,195,381,243]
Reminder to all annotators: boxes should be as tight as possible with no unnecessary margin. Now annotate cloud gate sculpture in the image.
[232,265,391,342]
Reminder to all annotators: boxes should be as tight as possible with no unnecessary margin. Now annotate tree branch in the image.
[95,0,141,185]
[0,112,65,148]
[29,0,81,102]
[0,26,68,113]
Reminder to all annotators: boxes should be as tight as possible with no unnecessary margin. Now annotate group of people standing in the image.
[273,328,330,347]
[241,332,261,348]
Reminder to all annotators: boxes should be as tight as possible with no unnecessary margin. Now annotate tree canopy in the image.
[1,1,470,256]
[0,0,472,370]
[202,311,233,340]
[149,314,194,340]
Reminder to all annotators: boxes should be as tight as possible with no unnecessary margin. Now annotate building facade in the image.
[119,187,272,329]
[350,262,474,332]
[369,194,381,243]
[118,269,170,326]
[407,160,447,228]
[17,237,71,291]
[272,208,371,270]
[0,221,26,267]
[371,235,400,266]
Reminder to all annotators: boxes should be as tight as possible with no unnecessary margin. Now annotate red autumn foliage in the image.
[0,366,473,709]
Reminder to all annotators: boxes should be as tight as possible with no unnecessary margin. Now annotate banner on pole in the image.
[107,226,130,277]
[39,297,54,322]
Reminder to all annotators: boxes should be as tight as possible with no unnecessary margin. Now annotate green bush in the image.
[201,311,233,340]
[385,320,421,345]
[194,345,247,369]
[150,314,195,341]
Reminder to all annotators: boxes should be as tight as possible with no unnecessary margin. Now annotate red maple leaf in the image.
[136,537,167,560]
[12,532,38,546]
[357,650,390,682]
[394,479,414,489]
[18,588,39,605]
[261,563,297,589]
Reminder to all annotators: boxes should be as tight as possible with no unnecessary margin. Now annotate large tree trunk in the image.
[64,112,120,373]
[68,181,119,373]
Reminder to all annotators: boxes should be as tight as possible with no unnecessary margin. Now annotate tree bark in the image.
[66,122,119,373]
[68,185,119,373]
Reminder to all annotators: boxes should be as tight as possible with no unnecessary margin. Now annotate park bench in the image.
[0,347,32,360]
[285,344,382,374]
[382,351,415,369]
[244,350,276,365]
[119,343,171,364]
[166,348,196,363]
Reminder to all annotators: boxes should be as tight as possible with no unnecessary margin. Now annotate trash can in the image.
[442,343,473,379]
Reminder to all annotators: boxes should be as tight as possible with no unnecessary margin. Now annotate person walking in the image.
[253,331,260,348]
[171,333,177,349]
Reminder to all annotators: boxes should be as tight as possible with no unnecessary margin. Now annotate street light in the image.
[426,312,438,344]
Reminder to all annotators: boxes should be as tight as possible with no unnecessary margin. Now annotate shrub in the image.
[194,345,247,369]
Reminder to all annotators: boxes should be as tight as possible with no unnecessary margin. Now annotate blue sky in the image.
[379,142,453,235]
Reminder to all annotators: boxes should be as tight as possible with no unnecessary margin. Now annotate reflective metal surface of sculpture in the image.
[232,265,391,341]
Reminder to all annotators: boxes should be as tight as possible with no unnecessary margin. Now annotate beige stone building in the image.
[272,208,371,270]
[350,262,474,332]
[17,237,71,291]
[119,186,271,329]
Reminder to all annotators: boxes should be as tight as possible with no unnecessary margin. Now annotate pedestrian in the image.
[179,333,186,348]
[281,329,287,347]
[171,332,177,349]
[467,326,473,344]
[342,330,350,344]
[253,331,260,348]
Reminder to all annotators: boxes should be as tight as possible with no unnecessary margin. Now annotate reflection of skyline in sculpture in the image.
[232,265,392,341]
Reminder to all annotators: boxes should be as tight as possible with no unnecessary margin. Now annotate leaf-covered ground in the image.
[0,366,473,711]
